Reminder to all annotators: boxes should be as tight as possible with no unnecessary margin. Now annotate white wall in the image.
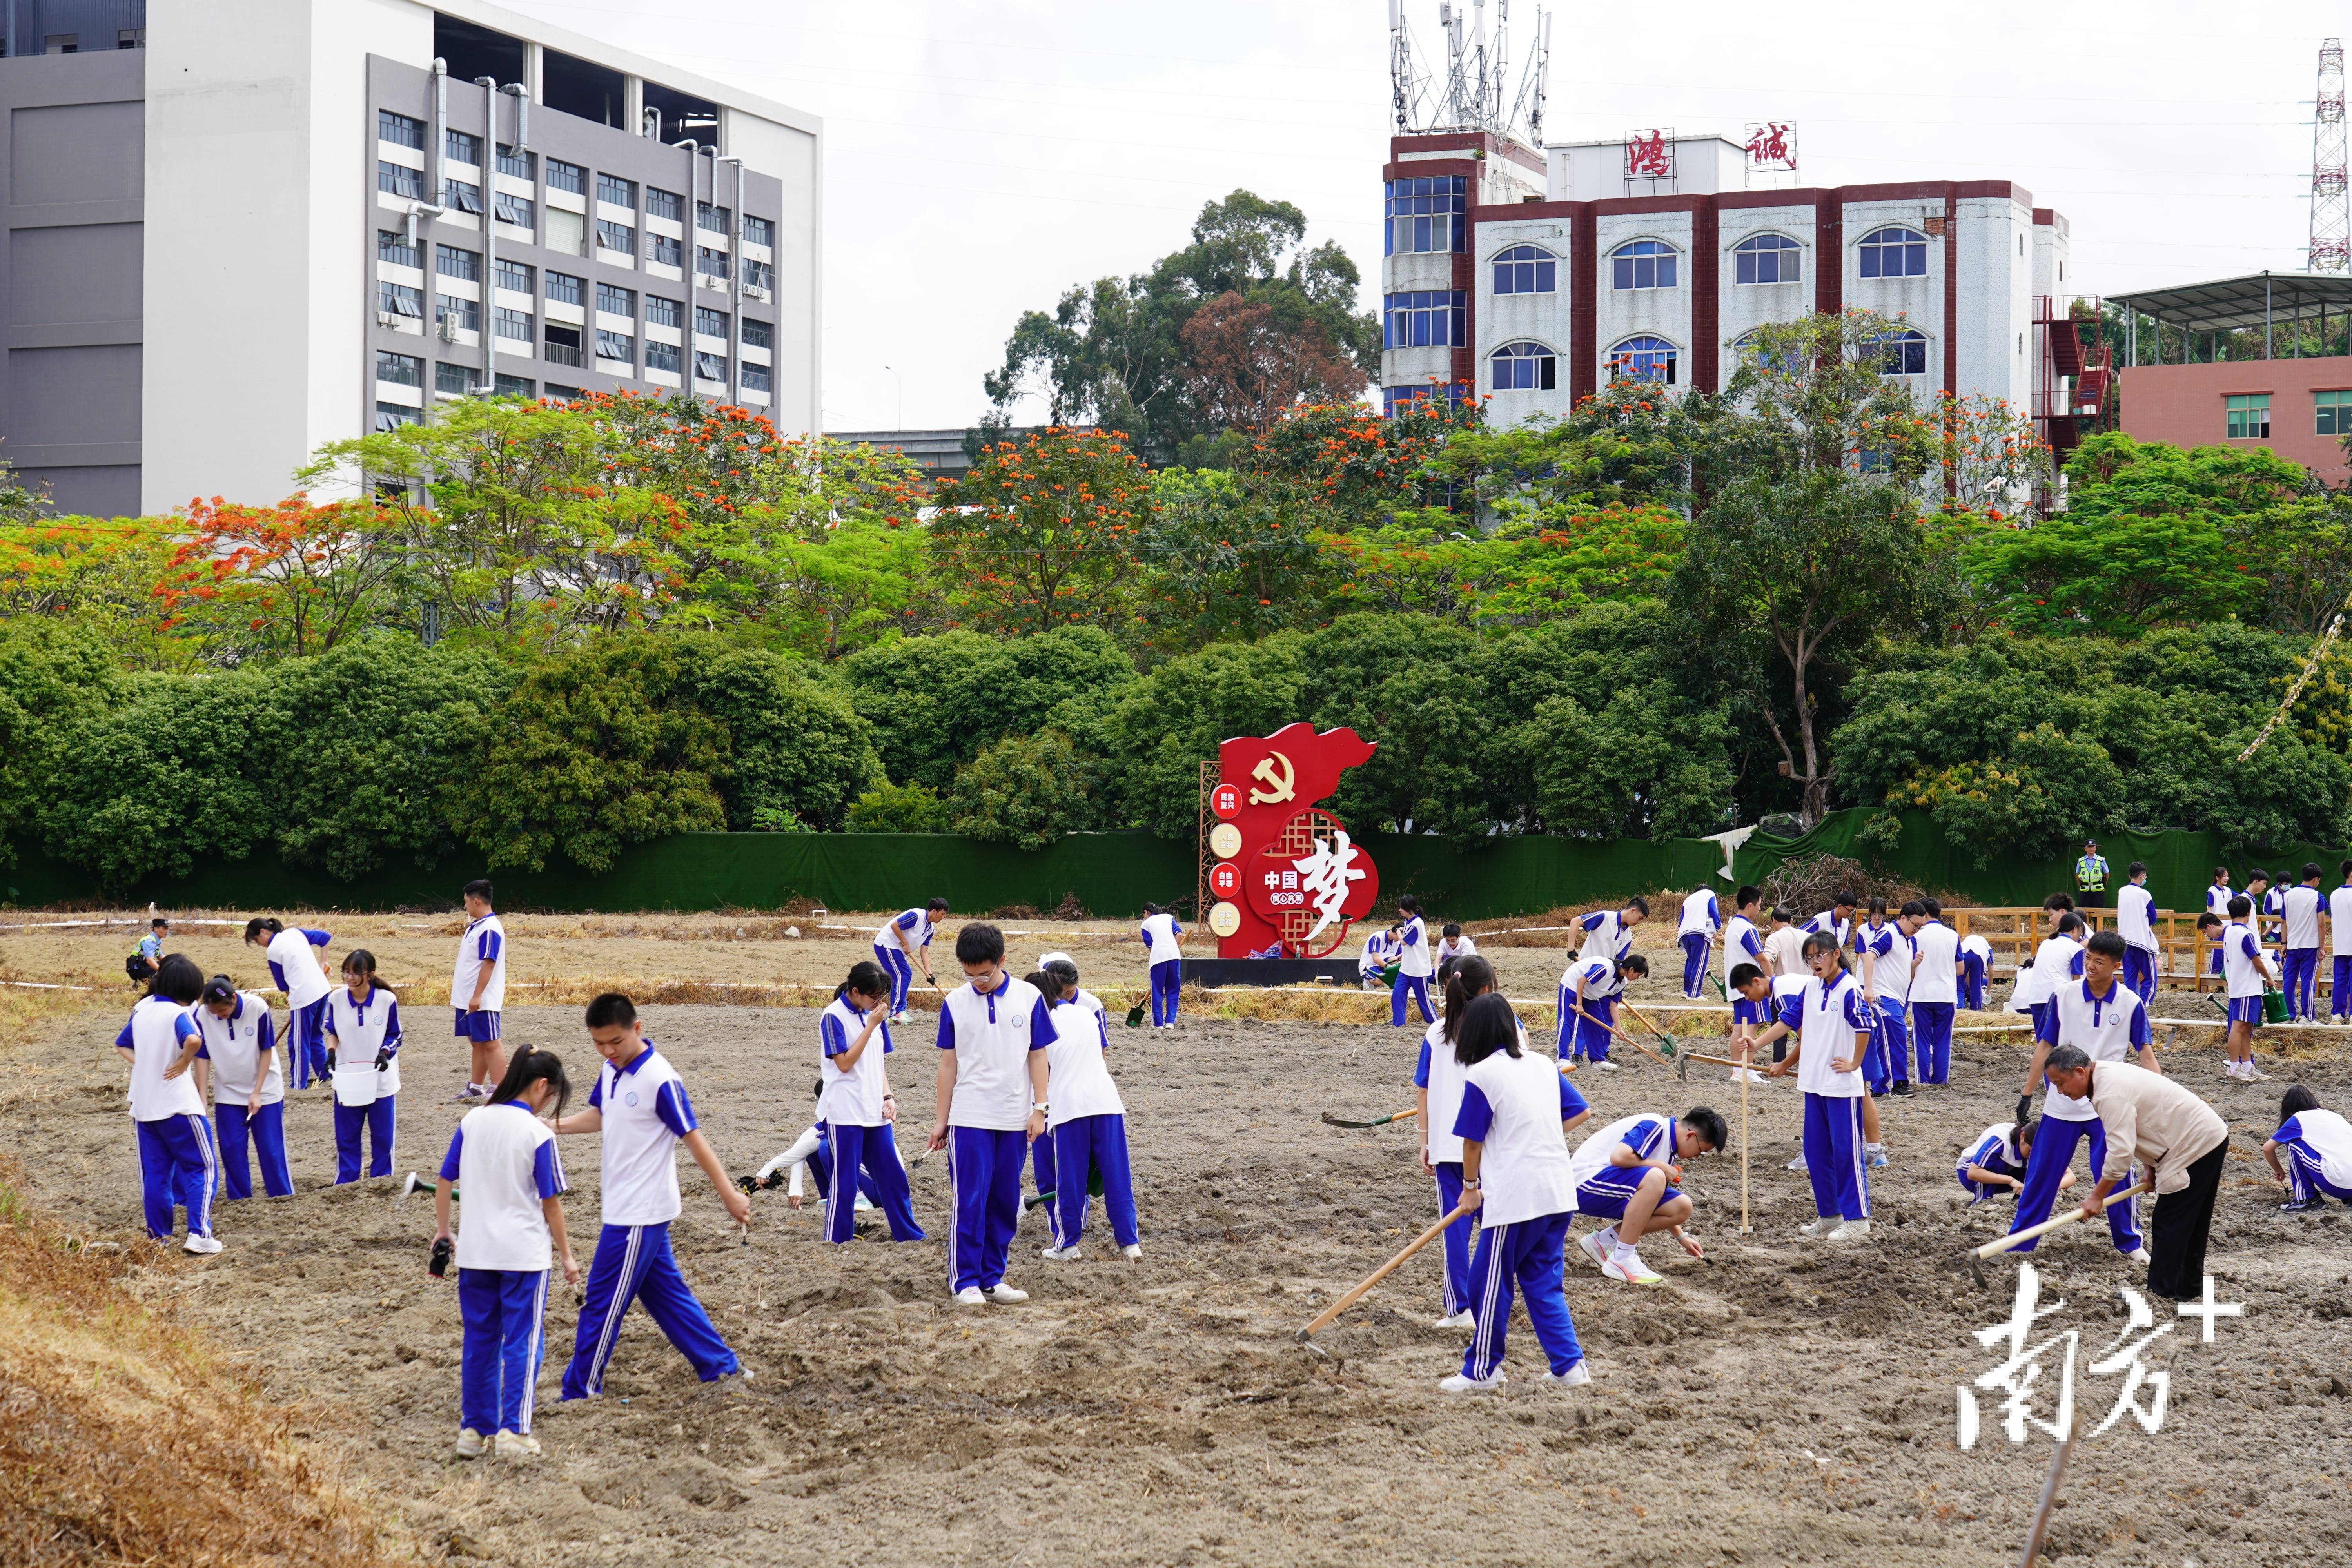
[1718,203,1813,370]
[1592,209,1693,394]
[1472,214,1571,419]
[726,108,818,434]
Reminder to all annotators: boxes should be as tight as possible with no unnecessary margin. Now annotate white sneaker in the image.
[1431,1309,1475,1330]
[1122,1243,1143,1259]
[1798,1218,1836,1237]
[1040,1245,1081,1261]
[1826,1220,1873,1241]
[1576,1231,1612,1271]
[1867,1149,1890,1169]
[1540,1362,1592,1387]
[453,1427,487,1459]
[890,1010,911,1024]
[2122,1245,2150,1263]
[1602,1251,1665,1286]
[2245,1065,2272,1082]
[985,1283,1029,1303]
[954,1286,987,1305]
[493,1430,542,1458]
[1597,1060,1623,1072]
[1733,1068,1768,1083]
[1438,1370,1507,1393]
[183,1234,223,1255]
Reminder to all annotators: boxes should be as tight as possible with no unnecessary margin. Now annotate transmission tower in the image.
[2313,38,2349,272]
[1388,0,1549,144]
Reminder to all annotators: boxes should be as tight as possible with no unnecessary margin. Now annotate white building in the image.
[1380,130,2069,424]
[0,0,820,517]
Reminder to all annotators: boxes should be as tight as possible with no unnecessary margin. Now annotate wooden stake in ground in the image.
[1739,1044,1751,1235]
[1296,1200,1475,1346]
[2016,1408,2076,1568]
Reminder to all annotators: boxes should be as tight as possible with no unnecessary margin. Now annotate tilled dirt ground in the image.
[9,974,2352,1567]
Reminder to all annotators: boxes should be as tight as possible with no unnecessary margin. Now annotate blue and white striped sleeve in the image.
[821,1013,849,1058]
[654,1079,697,1138]
[2036,1002,2060,1046]
[1452,1083,1495,1143]
[1027,996,1056,1049]
[477,928,503,962]
[173,1012,200,1046]
[1740,927,1762,958]
[2128,998,2150,1050]
[1624,1117,1663,1159]
[1776,993,1803,1030]
[439,1127,465,1181]
[935,1007,957,1051]
[532,1138,567,1198]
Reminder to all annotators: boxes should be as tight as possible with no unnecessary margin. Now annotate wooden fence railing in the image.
[1954,906,2255,994]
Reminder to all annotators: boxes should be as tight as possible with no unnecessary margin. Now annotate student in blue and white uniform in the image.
[1567,1106,1722,1286]
[1441,993,1592,1393]
[1804,893,1858,952]
[246,917,334,1089]
[2204,867,2234,976]
[1557,951,1650,1070]
[116,955,221,1254]
[322,950,402,1184]
[1721,887,1765,992]
[434,1048,579,1460]
[2113,864,2160,1000]
[1959,929,1992,1012]
[194,974,289,1201]
[1415,956,1521,1330]
[2267,1084,2352,1211]
[926,923,1057,1305]
[1909,899,1960,1085]
[1675,886,1719,1000]
[1391,895,1435,1027]
[816,960,923,1245]
[1024,951,1106,1210]
[1573,897,1649,973]
[873,897,949,1022]
[2012,912,2087,1048]
[2220,895,2279,1081]
[454,877,509,1101]
[747,1095,884,1213]
[1357,926,1393,989]
[2008,931,2154,1259]
[2251,869,2283,948]
[2331,862,2352,1025]
[1751,932,1875,1240]
[1853,898,1916,1098]
[2282,864,2325,1023]
[1035,959,1140,1261]
[1725,962,1774,1081]
[553,993,751,1397]
[1434,924,1479,968]
[1956,1119,2049,1206]
[1139,903,1185,1028]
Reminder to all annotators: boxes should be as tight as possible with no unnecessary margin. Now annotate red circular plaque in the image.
[1209,862,1241,898]
[1211,782,1243,820]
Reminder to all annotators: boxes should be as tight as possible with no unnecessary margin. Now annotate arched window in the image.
[1609,335,1679,385]
[1610,239,1678,290]
[1872,328,1929,376]
[1733,233,1802,285]
[1491,339,1557,391]
[1859,226,1929,278]
[1732,329,1801,376]
[1493,243,1557,295]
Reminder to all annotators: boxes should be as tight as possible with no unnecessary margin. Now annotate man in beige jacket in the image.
[2043,1046,2229,1299]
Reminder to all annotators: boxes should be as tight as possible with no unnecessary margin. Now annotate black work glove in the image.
[325,1048,337,1072]
[375,1046,394,1072]
[2016,1094,2033,1125]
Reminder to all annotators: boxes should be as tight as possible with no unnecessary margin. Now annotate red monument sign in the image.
[1208,723,1380,958]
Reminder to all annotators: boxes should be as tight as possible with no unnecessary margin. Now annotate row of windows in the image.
[1411,227,1924,303]
[1382,290,1465,350]
[1383,176,1468,257]
[377,231,771,345]
[1480,327,1930,393]
[380,334,766,390]
[2223,390,2352,439]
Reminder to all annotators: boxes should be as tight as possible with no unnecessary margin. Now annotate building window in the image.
[1608,335,1679,384]
[742,318,773,351]
[445,129,481,167]
[117,28,143,47]
[742,258,775,292]
[494,259,534,295]
[445,179,483,216]
[377,281,423,319]
[694,306,730,338]
[695,351,729,382]
[437,244,480,281]
[494,193,535,229]
[1610,240,1678,291]
[1381,290,1465,350]
[375,350,423,387]
[646,340,682,374]
[597,172,637,207]
[1491,339,1557,392]
[2227,393,2271,439]
[543,384,583,403]
[1733,329,1803,376]
[742,362,771,394]
[546,159,586,196]
[596,283,637,317]
[544,323,583,367]
[595,220,636,258]
[436,361,475,396]
[437,295,480,333]
[2318,389,2352,435]
[647,187,683,223]
[696,247,730,283]
[650,234,683,268]
[378,110,425,150]
[377,230,420,267]
[595,330,635,365]
[743,214,774,247]
[374,402,423,432]
[1859,226,1929,278]
[378,161,424,200]
[1381,382,1465,416]
[1733,233,1802,284]
[546,272,585,307]
[647,296,684,329]
[697,202,731,235]
[1492,245,1557,295]
[1383,175,1468,256]
[494,373,535,398]
[496,145,534,180]
[494,307,534,343]
[1872,328,1929,377]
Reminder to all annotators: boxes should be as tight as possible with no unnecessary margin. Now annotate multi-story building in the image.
[1379,130,2070,424]
[0,0,819,517]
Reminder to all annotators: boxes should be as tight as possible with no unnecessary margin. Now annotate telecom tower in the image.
[2313,38,2349,272]
[1387,0,1550,142]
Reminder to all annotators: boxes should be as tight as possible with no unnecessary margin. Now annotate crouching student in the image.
[1751,933,1875,1241]
[1442,993,1590,1392]
[1956,1118,2071,1206]
[323,950,402,1184]
[196,975,291,1200]
[2267,1084,2352,1212]
[1557,951,1650,1071]
[1566,1107,1724,1285]
[744,1088,882,1214]
[927,924,1056,1305]
[435,1048,580,1459]
[1036,960,1141,1261]
[816,961,924,1244]
[554,993,752,1397]
[117,955,221,1254]
[1726,962,1774,1082]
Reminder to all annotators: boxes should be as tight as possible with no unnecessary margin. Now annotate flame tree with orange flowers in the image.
[928,427,1155,634]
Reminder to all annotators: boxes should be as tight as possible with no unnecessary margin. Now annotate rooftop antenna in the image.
[2313,38,2349,272]
[1391,0,1546,141]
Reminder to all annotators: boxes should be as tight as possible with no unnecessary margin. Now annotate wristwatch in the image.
[1461,1176,1481,1188]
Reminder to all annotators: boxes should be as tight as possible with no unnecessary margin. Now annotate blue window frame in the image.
[1381,383,1465,416]
[377,161,423,200]
[1733,330,1803,376]
[1492,244,1557,295]
[1734,233,1802,285]
[1859,226,1929,278]
[1872,328,1929,376]
[646,340,682,374]
[1383,176,1468,256]
[1491,339,1557,392]
[377,110,424,149]
[1381,290,1465,350]
[1609,335,1679,384]
[1611,240,1677,291]
[377,229,419,267]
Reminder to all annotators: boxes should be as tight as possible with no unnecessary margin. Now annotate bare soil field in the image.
[6,916,2351,1566]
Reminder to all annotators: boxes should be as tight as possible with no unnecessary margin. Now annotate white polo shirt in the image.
[2334,884,2352,957]
[2206,882,2232,915]
[2276,1108,2352,1186]
[1805,910,1853,948]
[818,995,893,1126]
[1451,1050,1581,1226]
[1856,922,1913,1005]
[323,984,403,1105]
[2013,934,2083,1012]
[1044,997,1124,1127]
[2221,920,2267,999]
[1396,916,1432,978]
[1416,1020,1472,1165]
[1140,912,1183,967]
[1435,935,1479,965]
[1723,914,1765,973]
[2040,977,2150,1122]
[1562,956,1616,1007]
[442,1101,568,1272]
[194,992,282,1107]
[2115,883,2158,954]
[876,907,935,954]
[1911,919,1960,1004]
[588,1043,699,1226]
[1961,933,1993,969]
[1775,971,1870,1098]
[1677,891,1719,939]
[265,927,334,1009]
[116,996,205,1121]
[936,974,1056,1131]
[1575,910,1630,968]
[2285,885,2324,951]
[452,913,508,1012]
[1566,1112,1675,1190]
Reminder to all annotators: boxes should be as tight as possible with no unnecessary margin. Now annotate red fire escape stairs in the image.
[2034,297,2112,457]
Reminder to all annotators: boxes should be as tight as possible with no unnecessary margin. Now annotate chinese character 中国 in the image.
[1290,830,1366,943]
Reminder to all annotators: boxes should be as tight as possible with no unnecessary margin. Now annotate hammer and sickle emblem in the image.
[1248,752,1296,806]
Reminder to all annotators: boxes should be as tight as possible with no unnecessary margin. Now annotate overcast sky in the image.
[509,0,2345,432]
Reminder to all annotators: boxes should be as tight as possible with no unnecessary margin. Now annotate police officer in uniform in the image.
[2074,838,2111,915]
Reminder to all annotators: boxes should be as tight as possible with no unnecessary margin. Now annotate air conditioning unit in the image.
[743,285,770,302]
[437,313,458,343]
[376,310,400,328]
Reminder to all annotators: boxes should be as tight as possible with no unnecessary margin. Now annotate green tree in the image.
[844,781,951,833]
[842,626,1138,793]
[947,730,1096,850]
[930,429,1155,634]
[686,644,883,830]
[0,621,126,869]
[1520,684,1734,842]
